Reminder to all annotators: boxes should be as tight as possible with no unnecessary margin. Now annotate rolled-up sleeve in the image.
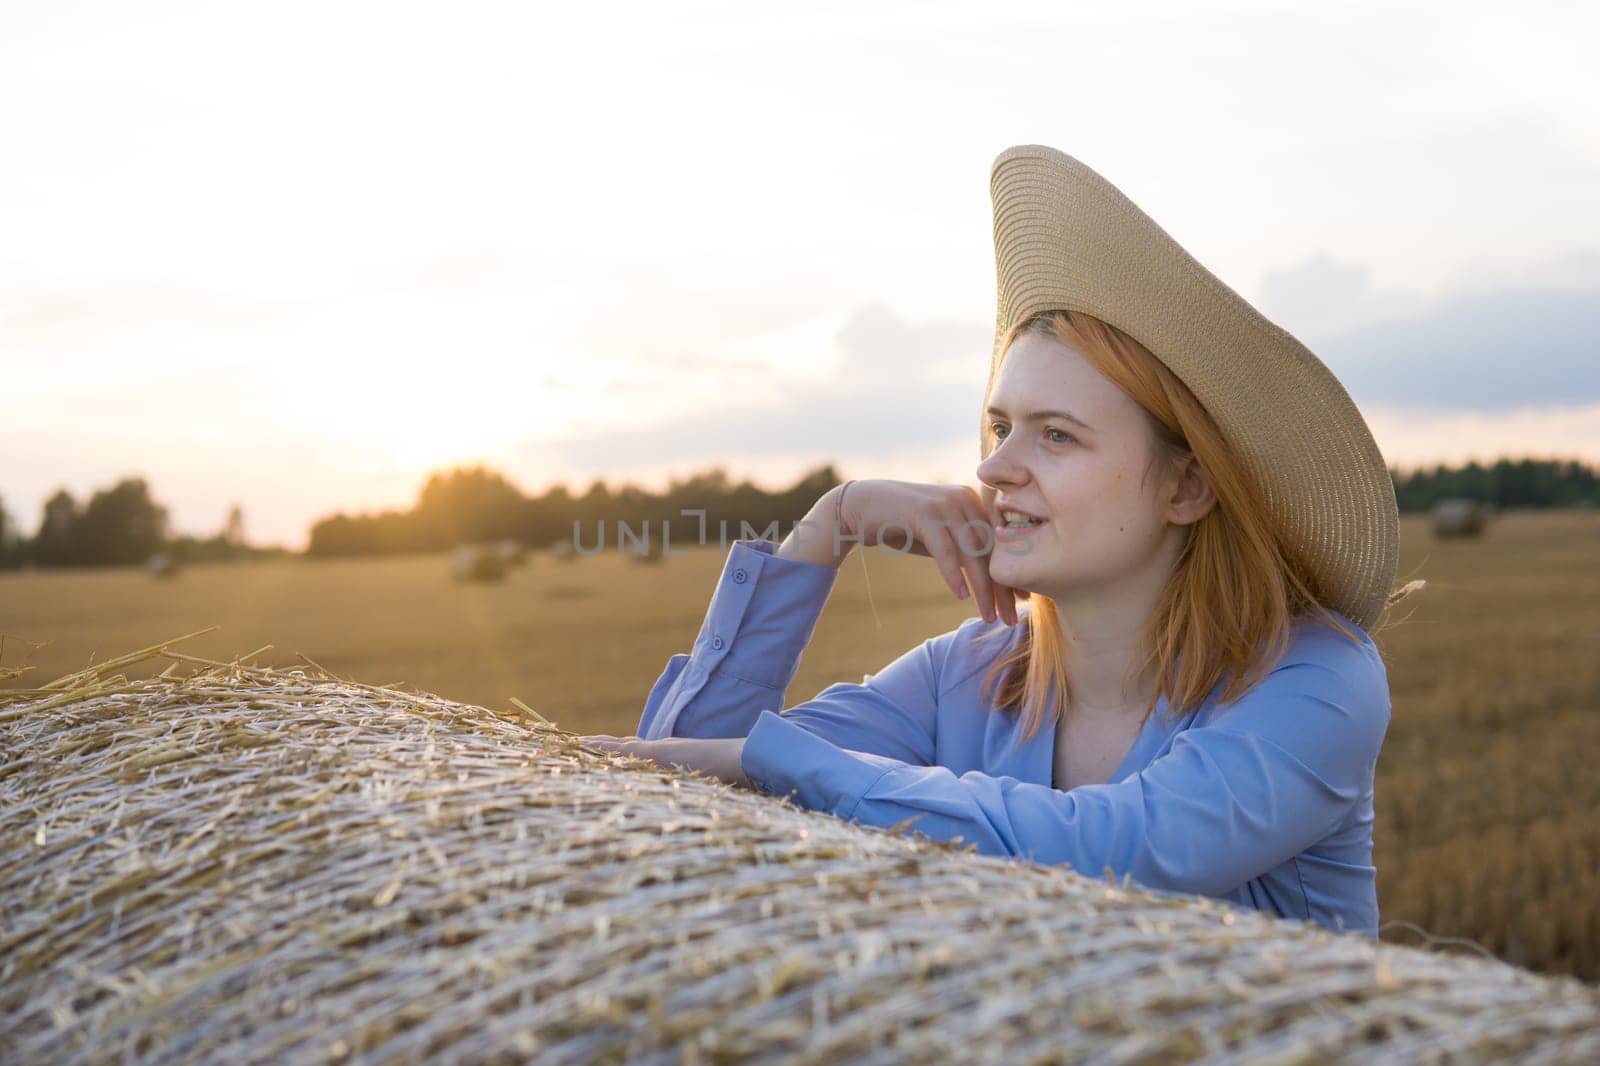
[636,539,839,740]
[740,631,1392,901]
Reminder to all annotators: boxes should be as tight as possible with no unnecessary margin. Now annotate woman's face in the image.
[976,328,1198,603]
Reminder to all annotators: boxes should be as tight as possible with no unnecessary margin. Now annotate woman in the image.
[584,145,1414,939]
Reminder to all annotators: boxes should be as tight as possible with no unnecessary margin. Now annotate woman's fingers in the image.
[966,519,1006,625]
[841,481,1022,627]
[922,519,974,604]
[582,735,640,755]
[579,733,749,789]
[992,579,1020,626]
[958,487,1020,627]
[950,513,1003,625]
[932,519,1007,624]
[587,737,684,773]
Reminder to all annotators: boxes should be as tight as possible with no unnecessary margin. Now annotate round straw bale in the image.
[450,543,507,582]
[1430,498,1492,538]
[495,539,530,567]
[145,551,180,578]
[2,667,1597,1064]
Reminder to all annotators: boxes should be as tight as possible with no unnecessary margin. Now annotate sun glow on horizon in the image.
[2,2,1597,547]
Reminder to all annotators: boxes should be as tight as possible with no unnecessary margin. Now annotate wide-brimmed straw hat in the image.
[984,144,1399,633]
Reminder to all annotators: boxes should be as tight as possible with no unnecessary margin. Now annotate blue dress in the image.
[637,539,1393,938]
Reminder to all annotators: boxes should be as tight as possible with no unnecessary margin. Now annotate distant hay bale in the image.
[1431,497,1493,538]
[549,538,578,563]
[3,659,1598,1064]
[450,543,507,582]
[495,539,529,568]
[145,551,180,578]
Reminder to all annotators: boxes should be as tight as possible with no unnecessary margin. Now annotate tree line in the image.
[0,480,276,570]
[1,456,1596,569]
[303,464,845,557]
[1390,458,1599,512]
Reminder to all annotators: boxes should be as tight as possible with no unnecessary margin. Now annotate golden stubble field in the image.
[4,510,1598,982]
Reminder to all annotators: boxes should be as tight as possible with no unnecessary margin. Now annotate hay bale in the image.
[1431,497,1492,538]
[549,538,578,563]
[145,552,180,578]
[3,662,1598,1064]
[495,539,530,568]
[450,543,506,582]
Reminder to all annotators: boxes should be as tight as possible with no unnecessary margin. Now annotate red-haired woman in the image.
[584,147,1414,939]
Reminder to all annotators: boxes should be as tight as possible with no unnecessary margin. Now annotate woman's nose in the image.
[977,436,1029,488]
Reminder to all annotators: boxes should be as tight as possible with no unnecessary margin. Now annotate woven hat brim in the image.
[985,145,1398,633]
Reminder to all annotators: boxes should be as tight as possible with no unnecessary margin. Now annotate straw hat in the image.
[984,144,1399,633]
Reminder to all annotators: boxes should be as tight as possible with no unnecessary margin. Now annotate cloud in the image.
[526,302,991,471]
[1258,253,1417,341]
[1261,250,1600,412]
[543,253,1600,486]
[832,302,991,385]
[533,278,1600,496]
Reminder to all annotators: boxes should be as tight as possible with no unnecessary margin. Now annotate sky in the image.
[3,0,1597,548]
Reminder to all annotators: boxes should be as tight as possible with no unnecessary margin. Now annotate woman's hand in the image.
[580,734,751,788]
[837,480,1022,627]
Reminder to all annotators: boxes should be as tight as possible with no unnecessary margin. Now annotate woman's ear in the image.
[1165,453,1218,526]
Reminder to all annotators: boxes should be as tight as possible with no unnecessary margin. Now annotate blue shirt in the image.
[637,539,1393,938]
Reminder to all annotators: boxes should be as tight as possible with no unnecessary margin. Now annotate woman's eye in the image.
[990,422,1073,445]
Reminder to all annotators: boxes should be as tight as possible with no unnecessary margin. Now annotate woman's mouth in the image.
[995,517,1047,540]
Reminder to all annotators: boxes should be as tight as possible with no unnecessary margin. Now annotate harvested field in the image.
[4,510,1599,984]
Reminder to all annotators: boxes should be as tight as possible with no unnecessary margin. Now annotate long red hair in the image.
[973,309,1395,743]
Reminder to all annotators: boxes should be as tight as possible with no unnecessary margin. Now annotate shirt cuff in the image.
[700,538,840,690]
[740,709,902,816]
[637,538,840,740]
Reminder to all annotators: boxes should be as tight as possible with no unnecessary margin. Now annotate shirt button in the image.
[733,568,748,583]
[712,636,725,650]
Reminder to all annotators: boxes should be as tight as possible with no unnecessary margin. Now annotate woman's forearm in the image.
[776,484,854,570]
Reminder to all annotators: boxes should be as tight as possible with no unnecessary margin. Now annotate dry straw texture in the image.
[3,642,1598,1064]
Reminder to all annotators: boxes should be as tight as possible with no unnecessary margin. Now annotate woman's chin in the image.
[988,562,1034,594]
